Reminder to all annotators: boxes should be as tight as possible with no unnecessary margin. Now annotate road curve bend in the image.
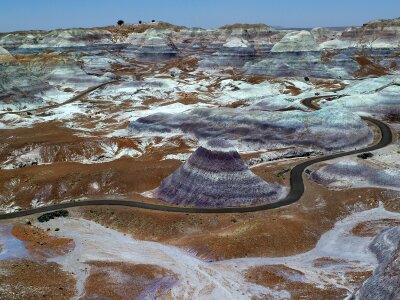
[0,95,393,218]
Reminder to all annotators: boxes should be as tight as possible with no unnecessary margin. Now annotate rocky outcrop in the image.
[245,50,359,79]
[271,30,320,52]
[0,31,45,49]
[0,29,112,50]
[130,107,372,151]
[0,62,52,102]
[310,27,340,44]
[0,46,15,63]
[124,29,179,60]
[200,37,257,67]
[21,29,112,49]
[310,160,400,191]
[175,24,278,51]
[156,139,286,207]
[322,18,400,49]
[1,18,399,54]
[350,226,400,300]
[0,18,398,78]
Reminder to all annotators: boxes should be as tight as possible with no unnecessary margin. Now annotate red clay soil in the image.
[101,21,186,35]
[246,264,372,300]
[321,50,339,63]
[82,261,177,300]
[283,82,302,96]
[0,157,180,210]
[351,219,400,237]
[160,57,200,73]
[0,122,194,210]
[243,76,271,84]
[0,259,76,299]
[313,79,347,92]
[353,55,389,78]
[221,100,249,108]
[12,224,74,259]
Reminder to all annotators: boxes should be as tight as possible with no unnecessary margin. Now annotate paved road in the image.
[0,80,119,117]
[0,95,393,219]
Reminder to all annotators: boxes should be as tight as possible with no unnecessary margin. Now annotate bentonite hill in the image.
[0,9,400,299]
[156,139,286,207]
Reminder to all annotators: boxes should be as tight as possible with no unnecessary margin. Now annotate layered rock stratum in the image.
[0,46,14,63]
[0,16,399,300]
[0,18,399,80]
[271,30,320,52]
[350,226,400,300]
[156,139,286,207]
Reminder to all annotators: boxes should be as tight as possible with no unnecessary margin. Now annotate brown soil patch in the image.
[313,257,347,268]
[159,57,199,73]
[345,271,373,285]
[243,76,269,84]
[389,52,400,58]
[0,259,76,300]
[251,157,308,186]
[142,97,164,106]
[353,54,389,78]
[352,219,400,237]
[389,61,398,69]
[313,79,347,92]
[0,121,142,164]
[82,261,176,300]
[284,82,302,96]
[246,265,346,299]
[220,23,269,30]
[221,100,249,108]
[11,224,74,258]
[0,123,194,209]
[277,106,305,112]
[0,156,180,210]
[101,21,185,41]
[176,92,208,105]
[321,50,339,63]
[14,52,73,69]
[385,113,400,123]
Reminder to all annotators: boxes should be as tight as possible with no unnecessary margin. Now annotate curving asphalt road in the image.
[0,94,393,219]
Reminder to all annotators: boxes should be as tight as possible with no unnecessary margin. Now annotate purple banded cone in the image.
[156,139,286,207]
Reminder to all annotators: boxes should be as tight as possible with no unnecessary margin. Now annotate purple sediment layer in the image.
[156,140,286,207]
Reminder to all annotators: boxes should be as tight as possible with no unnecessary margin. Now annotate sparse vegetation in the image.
[357,152,374,160]
[38,210,69,223]
[276,168,290,178]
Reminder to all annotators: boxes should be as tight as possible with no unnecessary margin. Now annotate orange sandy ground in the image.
[352,219,400,237]
[11,224,74,259]
[82,261,177,300]
[0,259,76,300]
[245,264,371,300]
